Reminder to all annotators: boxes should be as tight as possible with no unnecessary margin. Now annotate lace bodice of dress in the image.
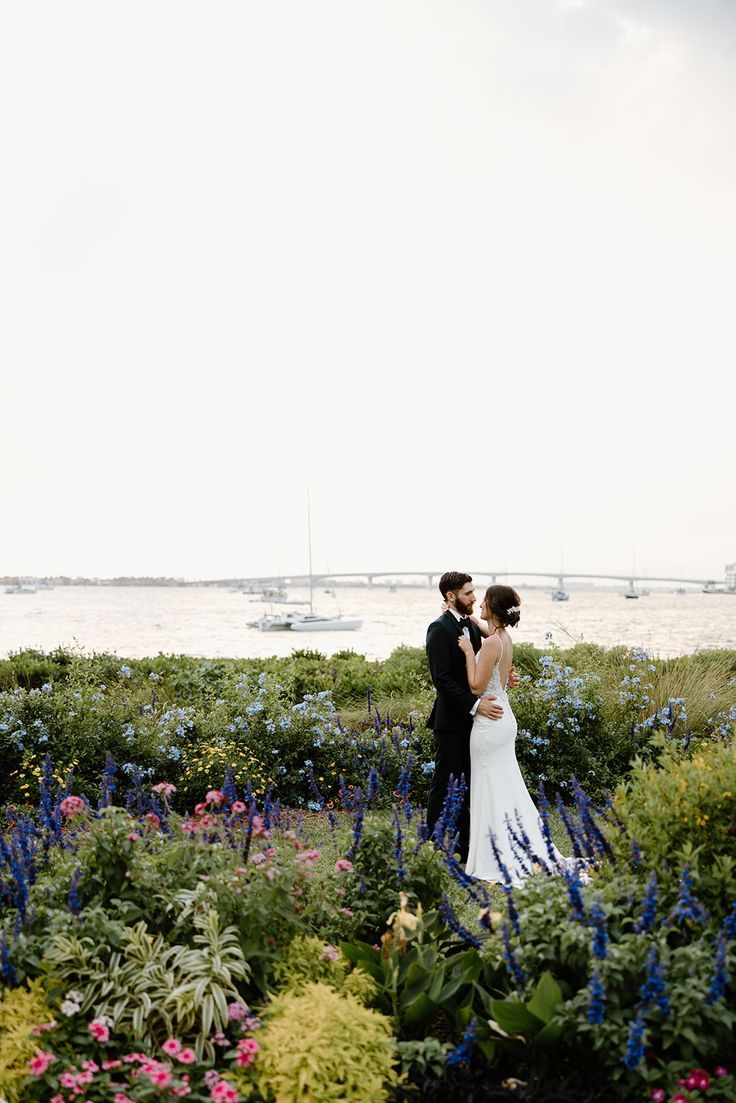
[480,634,508,698]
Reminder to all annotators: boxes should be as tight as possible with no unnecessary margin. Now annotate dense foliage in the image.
[0,643,734,809]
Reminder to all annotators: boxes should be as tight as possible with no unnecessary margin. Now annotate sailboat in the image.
[551,549,570,601]
[250,496,362,632]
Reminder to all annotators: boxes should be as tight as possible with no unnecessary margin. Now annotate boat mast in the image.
[307,490,313,613]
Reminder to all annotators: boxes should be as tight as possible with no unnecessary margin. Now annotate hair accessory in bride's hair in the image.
[507,605,520,614]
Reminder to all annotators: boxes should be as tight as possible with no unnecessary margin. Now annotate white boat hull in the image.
[290,618,362,632]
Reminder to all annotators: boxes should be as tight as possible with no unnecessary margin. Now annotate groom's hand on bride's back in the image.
[508,666,520,689]
[476,696,503,720]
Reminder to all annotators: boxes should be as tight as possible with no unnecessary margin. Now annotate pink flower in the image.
[126,832,139,842]
[296,848,320,863]
[33,1019,58,1034]
[230,801,246,814]
[251,815,270,839]
[206,789,224,805]
[264,846,277,858]
[88,1018,110,1043]
[340,907,354,917]
[77,1070,94,1085]
[28,1049,56,1076]
[715,1066,729,1077]
[335,858,353,873]
[114,1094,135,1103]
[149,1067,173,1088]
[265,867,276,880]
[673,1096,688,1103]
[194,803,207,816]
[60,1072,78,1087]
[321,945,340,961]
[161,1038,182,1057]
[177,1048,197,1065]
[152,782,176,796]
[651,1091,666,1103]
[103,1060,123,1070]
[60,795,85,818]
[211,1082,240,1103]
[81,1061,99,1072]
[227,1001,248,1022]
[51,1095,65,1103]
[250,852,266,864]
[145,812,160,829]
[239,1038,260,1055]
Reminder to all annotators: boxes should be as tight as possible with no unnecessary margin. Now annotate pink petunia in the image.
[102,1060,123,1070]
[149,1067,173,1088]
[28,1050,56,1076]
[650,1091,665,1103]
[161,1038,182,1057]
[60,795,85,818]
[152,782,176,796]
[265,867,276,880]
[60,1072,78,1087]
[715,1066,729,1077]
[114,1094,135,1103]
[335,858,353,873]
[211,1082,240,1103]
[239,1038,260,1055]
[88,1018,110,1043]
[230,801,246,814]
[145,812,160,829]
[126,832,139,842]
[177,1048,197,1065]
[51,1096,65,1103]
[206,789,224,805]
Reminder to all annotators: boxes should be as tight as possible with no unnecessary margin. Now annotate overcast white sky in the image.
[1,0,734,581]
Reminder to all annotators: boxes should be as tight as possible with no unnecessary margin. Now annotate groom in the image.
[425,571,515,861]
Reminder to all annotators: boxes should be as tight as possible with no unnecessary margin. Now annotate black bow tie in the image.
[458,617,471,629]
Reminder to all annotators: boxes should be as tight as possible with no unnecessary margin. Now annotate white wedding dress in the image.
[466,635,562,884]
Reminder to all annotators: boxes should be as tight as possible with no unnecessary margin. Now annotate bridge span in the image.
[241,569,722,590]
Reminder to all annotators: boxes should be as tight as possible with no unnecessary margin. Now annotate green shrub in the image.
[234,982,399,1102]
[0,978,51,1103]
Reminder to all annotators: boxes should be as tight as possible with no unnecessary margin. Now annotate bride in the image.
[458,584,562,884]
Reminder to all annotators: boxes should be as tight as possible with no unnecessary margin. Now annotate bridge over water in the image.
[240,569,723,591]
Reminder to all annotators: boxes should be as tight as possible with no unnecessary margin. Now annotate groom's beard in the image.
[454,596,474,616]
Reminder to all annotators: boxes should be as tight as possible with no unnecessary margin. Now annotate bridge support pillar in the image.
[367,576,373,586]
[428,574,434,587]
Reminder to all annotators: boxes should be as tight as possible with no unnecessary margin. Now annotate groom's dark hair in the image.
[439,571,472,598]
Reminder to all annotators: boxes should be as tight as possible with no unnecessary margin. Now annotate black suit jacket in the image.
[426,611,483,733]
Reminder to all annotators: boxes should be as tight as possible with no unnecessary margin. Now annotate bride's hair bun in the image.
[483,584,522,627]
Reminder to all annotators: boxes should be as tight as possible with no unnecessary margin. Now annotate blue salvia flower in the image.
[622,1008,647,1069]
[306,768,326,812]
[513,809,548,871]
[446,1017,477,1067]
[636,872,658,934]
[537,782,559,866]
[366,686,372,715]
[503,814,533,877]
[589,896,608,960]
[570,776,614,862]
[222,764,238,806]
[630,838,643,867]
[413,810,429,856]
[439,894,482,949]
[500,920,526,988]
[705,931,729,1005]
[445,852,489,908]
[556,794,584,859]
[723,899,736,941]
[39,753,61,846]
[0,930,16,985]
[640,944,669,1015]
[488,831,521,935]
[366,767,380,802]
[67,867,82,915]
[346,787,365,860]
[432,774,466,855]
[587,969,606,1024]
[563,863,586,923]
[393,757,414,822]
[393,807,406,882]
[666,866,707,926]
[262,784,276,829]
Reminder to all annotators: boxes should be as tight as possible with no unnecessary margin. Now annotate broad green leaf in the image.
[490,998,544,1037]
[527,971,563,1025]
